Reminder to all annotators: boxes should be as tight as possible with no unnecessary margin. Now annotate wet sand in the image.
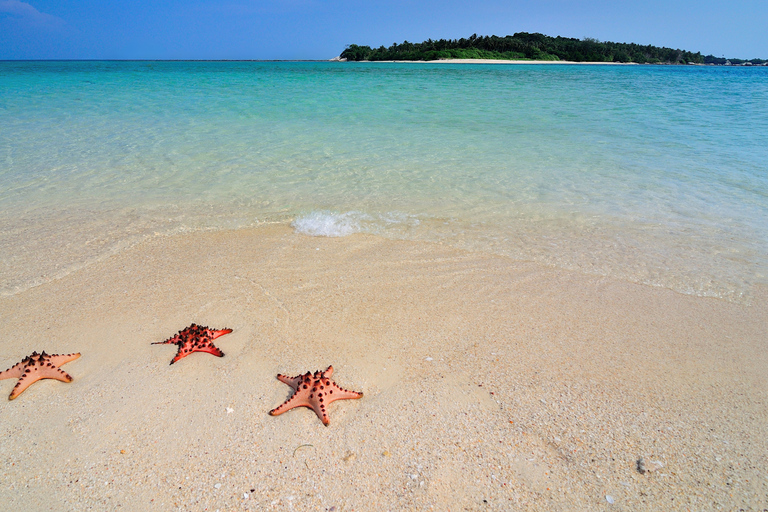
[0,224,766,510]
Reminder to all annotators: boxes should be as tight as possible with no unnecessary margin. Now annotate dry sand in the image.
[0,224,766,510]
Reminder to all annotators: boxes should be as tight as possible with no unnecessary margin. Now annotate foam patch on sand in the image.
[291,211,419,237]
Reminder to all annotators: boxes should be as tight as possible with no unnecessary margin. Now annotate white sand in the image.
[0,225,765,510]
[412,59,632,65]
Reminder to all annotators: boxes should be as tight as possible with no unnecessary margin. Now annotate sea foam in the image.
[292,211,366,237]
[291,211,420,237]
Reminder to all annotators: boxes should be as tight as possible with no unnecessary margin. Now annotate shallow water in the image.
[1,61,767,300]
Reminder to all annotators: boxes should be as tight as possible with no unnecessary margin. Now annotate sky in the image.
[1,0,766,60]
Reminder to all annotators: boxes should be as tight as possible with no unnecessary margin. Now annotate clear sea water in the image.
[1,61,767,301]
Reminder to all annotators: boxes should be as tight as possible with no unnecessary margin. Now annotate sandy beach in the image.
[0,224,765,510]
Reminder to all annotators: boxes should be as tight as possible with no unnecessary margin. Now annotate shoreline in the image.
[422,59,637,64]
[1,225,765,509]
[3,212,760,305]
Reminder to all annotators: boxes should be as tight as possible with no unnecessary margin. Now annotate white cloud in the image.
[0,0,64,26]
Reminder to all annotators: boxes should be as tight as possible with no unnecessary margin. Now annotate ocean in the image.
[1,61,766,301]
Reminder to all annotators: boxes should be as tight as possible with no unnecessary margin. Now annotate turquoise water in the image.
[1,61,767,300]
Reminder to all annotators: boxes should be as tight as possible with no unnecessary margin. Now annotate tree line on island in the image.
[340,33,766,65]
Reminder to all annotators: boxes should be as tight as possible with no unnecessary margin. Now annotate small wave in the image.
[292,211,365,237]
[291,210,420,237]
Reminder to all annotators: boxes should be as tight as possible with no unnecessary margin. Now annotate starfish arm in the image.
[0,361,26,380]
[9,374,41,400]
[323,365,334,378]
[8,368,73,400]
[152,335,181,345]
[276,374,303,389]
[210,328,233,340]
[328,384,364,400]
[42,367,75,383]
[199,345,225,358]
[269,392,311,416]
[310,401,331,426]
[47,353,81,366]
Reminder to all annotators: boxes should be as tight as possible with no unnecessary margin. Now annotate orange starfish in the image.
[269,365,363,426]
[153,323,233,365]
[0,351,81,400]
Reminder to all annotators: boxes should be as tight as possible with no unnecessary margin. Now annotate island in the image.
[339,32,767,65]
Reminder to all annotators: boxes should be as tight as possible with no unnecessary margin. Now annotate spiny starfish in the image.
[152,323,232,365]
[0,351,81,400]
[269,365,363,426]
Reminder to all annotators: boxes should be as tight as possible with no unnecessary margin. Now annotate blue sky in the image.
[1,0,766,60]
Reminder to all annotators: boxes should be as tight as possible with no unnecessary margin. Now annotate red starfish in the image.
[0,351,81,400]
[152,323,232,365]
[269,365,363,426]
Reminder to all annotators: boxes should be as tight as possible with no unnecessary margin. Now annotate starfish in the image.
[0,351,81,400]
[269,365,363,426]
[152,323,232,365]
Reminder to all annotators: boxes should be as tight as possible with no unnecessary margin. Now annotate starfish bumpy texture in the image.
[269,365,363,426]
[153,323,232,365]
[0,351,81,400]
